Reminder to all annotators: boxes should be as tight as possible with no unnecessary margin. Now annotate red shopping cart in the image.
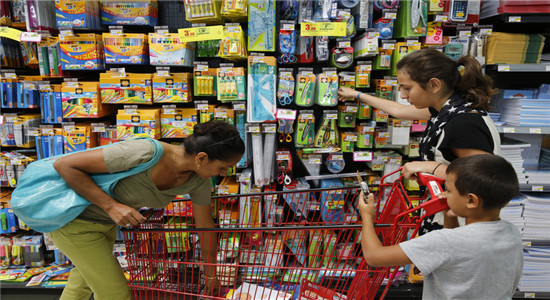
[122,168,447,300]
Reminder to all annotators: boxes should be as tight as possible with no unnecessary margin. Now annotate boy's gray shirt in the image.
[399,220,523,300]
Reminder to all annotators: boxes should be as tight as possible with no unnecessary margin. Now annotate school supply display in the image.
[61,81,112,118]
[160,107,197,138]
[183,0,223,24]
[248,0,275,52]
[247,55,276,123]
[221,0,248,22]
[294,69,315,107]
[315,69,338,107]
[35,127,64,159]
[148,33,195,66]
[486,32,546,65]
[152,72,192,103]
[59,33,105,70]
[217,65,246,102]
[37,37,64,77]
[314,111,339,148]
[218,24,247,61]
[100,71,153,104]
[10,138,163,233]
[193,62,217,96]
[63,124,97,153]
[1,114,41,148]
[294,110,315,148]
[38,84,62,124]
[277,69,295,106]
[278,21,297,64]
[116,108,160,139]
[55,0,102,29]
[100,0,158,26]
[355,61,372,88]
[330,39,353,69]
[103,33,149,65]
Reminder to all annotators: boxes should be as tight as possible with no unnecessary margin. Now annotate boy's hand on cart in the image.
[358,192,376,220]
[204,277,221,296]
[106,202,146,227]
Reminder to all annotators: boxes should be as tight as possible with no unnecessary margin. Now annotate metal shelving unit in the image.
[487,64,550,73]
[497,126,550,135]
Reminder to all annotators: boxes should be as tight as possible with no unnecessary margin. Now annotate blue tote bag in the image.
[11,138,164,233]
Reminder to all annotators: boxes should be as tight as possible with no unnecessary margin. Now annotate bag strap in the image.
[118,138,164,176]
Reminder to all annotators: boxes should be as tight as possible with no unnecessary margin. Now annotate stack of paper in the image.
[519,246,550,292]
[522,194,550,241]
[486,32,546,64]
[540,148,550,168]
[500,194,525,231]
[499,98,550,126]
[525,169,550,185]
[500,138,531,185]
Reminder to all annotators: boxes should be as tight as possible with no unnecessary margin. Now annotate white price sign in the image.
[498,65,510,72]
[353,151,373,162]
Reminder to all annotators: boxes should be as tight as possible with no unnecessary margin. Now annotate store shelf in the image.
[487,64,550,73]
[497,126,550,134]
[499,13,550,24]
[520,184,550,193]
[523,240,550,247]
[514,291,550,299]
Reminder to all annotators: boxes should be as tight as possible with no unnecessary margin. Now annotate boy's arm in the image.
[359,193,413,267]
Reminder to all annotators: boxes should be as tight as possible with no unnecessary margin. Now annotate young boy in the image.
[359,154,523,299]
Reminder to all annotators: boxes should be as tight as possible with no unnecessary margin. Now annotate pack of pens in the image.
[116,107,160,139]
[149,32,195,66]
[103,33,149,65]
[100,71,153,104]
[39,84,63,124]
[55,0,102,29]
[0,113,41,148]
[34,127,64,160]
[160,107,197,138]
[37,37,65,77]
[193,62,217,97]
[100,0,158,26]
[183,0,222,24]
[12,235,45,268]
[152,72,193,103]
[216,65,246,102]
[59,33,105,70]
[0,74,18,109]
[63,123,97,153]
[1,37,24,69]
[62,80,113,118]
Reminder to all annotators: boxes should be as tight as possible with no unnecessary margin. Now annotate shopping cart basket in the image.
[122,168,447,300]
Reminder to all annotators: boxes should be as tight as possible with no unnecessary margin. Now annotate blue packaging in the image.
[0,208,18,234]
[320,178,346,223]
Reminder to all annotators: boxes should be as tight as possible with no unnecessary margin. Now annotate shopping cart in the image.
[122,168,447,300]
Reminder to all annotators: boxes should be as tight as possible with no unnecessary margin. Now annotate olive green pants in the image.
[49,219,131,300]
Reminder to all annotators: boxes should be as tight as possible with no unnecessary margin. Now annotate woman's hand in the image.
[358,192,376,220]
[105,202,145,227]
[337,87,359,102]
[402,161,433,180]
[204,277,221,296]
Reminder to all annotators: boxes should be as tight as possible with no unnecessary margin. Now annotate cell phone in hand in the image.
[356,171,369,204]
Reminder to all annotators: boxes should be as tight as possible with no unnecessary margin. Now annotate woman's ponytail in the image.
[456,55,496,111]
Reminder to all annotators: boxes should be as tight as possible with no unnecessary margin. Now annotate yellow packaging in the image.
[116,108,160,140]
[62,81,114,118]
[160,108,197,138]
[102,33,148,65]
[63,124,97,153]
[152,72,192,103]
[100,72,153,104]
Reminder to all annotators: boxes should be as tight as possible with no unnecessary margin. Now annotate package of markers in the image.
[148,33,195,67]
[160,108,197,138]
[63,124,97,153]
[55,0,102,29]
[100,0,158,26]
[103,33,149,65]
[59,33,105,70]
[100,71,153,104]
[116,108,161,140]
[152,72,192,103]
[61,81,114,118]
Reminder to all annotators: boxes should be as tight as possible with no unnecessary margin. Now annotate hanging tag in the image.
[91,123,106,133]
[163,105,176,115]
[124,105,138,115]
[178,25,224,42]
[353,151,373,162]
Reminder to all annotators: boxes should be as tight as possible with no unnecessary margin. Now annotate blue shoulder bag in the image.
[11,138,164,233]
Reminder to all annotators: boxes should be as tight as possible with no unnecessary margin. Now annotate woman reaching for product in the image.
[49,120,245,300]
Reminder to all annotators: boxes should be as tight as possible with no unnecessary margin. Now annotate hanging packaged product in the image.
[297,35,315,63]
[355,61,372,88]
[99,70,153,104]
[214,106,235,124]
[423,22,443,45]
[195,101,216,123]
[148,31,195,67]
[55,0,102,29]
[61,80,113,118]
[315,68,338,107]
[63,123,97,153]
[0,74,18,108]
[354,31,379,58]
[316,36,329,62]
[59,33,105,71]
[325,152,345,173]
[248,0,276,52]
[20,42,39,68]
[217,64,246,102]
[340,132,358,153]
[116,107,161,140]
[37,36,64,77]
[388,118,412,146]
[338,72,355,90]
[152,70,192,103]
[7,114,41,148]
[294,110,315,148]
[314,111,339,148]
[374,39,395,70]
[280,0,298,20]
[99,0,158,26]
[355,121,375,149]
[36,127,64,159]
[103,31,149,65]
[196,39,220,58]
[374,17,395,40]
[294,69,315,107]
[16,80,40,109]
[247,54,277,123]
[357,100,372,120]
[391,39,421,75]
[193,62,217,97]
[330,39,353,69]
[374,128,390,148]
[394,0,427,38]
[277,69,295,106]
[160,106,197,138]
[278,21,297,64]
[276,108,296,144]
[39,84,63,124]
[334,9,356,38]
[221,0,248,22]
[218,24,247,61]
[338,102,358,128]
[183,0,223,24]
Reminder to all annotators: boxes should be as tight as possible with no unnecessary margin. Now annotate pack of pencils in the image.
[37,37,65,77]
[55,0,102,29]
[100,0,158,26]
[1,74,18,109]
[160,108,197,138]
[103,33,149,65]
[100,71,153,104]
[60,33,105,70]
[35,127,64,159]
[152,72,192,103]
[116,108,160,140]
[0,37,23,69]
[148,33,195,66]
[62,81,113,118]
[16,80,40,109]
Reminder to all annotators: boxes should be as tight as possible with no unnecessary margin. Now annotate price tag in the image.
[215,110,228,118]
[367,31,379,38]
[277,109,297,120]
[124,106,138,115]
[248,125,261,133]
[522,241,532,247]
[41,128,54,135]
[91,123,106,133]
[503,127,515,133]
[353,151,373,162]
[359,64,372,71]
[63,125,76,132]
[326,113,338,120]
[345,135,358,142]
[382,43,395,50]
[524,293,535,298]
[498,65,510,72]
[529,128,542,134]
[308,155,322,164]
[0,27,22,41]
[508,16,521,23]
[332,154,344,161]
[109,28,124,35]
[282,23,295,31]
[217,186,229,195]
[220,66,233,73]
[179,25,224,42]
[4,73,16,79]
[301,113,314,120]
[546,65,550,72]
[301,22,346,37]
[338,40,351,48]
[458,29,471,37]
[233,102,246,111]
[173,121,184,128]
[20,31,41,42]
[532,186,543,192]
[345,106,358,113]
[163,106,176,114]
[195,64,209,72]
[479,28,493,35]
[383,11,397,19]
[277,153,290,160]
[27,128,40,136]
[434,14,448,22]
[263,125,276,133]
[251,56,265,63]
[66,81,79,88]
[196,103,209,111]
[157,70,170,77]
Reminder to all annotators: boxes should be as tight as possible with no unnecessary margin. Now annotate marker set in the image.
[149,33,195,67]
[100,0,158,26]
[103,33,149,65]
[61,81,113,118]
[100,72,153,104]
[160,108,197,138]
[152,72,193,103]
[116,108,160,139]
[63,124,97,153]
[55,0,102,29]
[59,33,105,70]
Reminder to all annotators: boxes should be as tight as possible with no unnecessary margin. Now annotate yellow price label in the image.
[178,26,224,42]
[300,22,346,37]
[0,27,22,41]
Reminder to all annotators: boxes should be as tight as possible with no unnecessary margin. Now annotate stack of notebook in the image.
[486,32,546,65]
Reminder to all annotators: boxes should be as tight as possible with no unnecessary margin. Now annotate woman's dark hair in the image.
[183,121,245,161]
[446,154,519,210]
[396,48,496,110]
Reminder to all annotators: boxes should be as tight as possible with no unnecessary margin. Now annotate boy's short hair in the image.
[446,154,519,209]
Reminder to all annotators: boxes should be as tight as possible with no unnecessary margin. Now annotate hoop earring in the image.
[196,164,201,170]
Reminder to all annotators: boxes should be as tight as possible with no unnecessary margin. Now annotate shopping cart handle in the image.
[417,172,445,199]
